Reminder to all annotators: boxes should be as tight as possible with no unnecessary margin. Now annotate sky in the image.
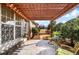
[34,7,79,26]
[35,20,50,27]
[55,7,79,24]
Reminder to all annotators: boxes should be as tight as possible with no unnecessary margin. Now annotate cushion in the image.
[57,48,74,55]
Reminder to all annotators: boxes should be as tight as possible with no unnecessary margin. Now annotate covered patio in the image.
[6,3,77,39]
[0,3,78,55]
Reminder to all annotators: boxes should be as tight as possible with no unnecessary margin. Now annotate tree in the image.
[50,21,56,37]
[54,23,63,31]
[48,17,79,47]
[60,18,79,47]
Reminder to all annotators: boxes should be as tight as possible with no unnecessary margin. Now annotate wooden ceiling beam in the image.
[6,3,78,20]
[6,3,27,20]
[17,7,64,10]
[52,4,78,20]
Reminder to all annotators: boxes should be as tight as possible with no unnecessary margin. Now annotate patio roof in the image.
[6,3,77,20]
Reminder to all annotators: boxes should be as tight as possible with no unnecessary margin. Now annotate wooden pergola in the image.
[5,3,78,40]
[6,3,77,20]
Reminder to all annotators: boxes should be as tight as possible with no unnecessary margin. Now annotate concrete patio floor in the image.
[12,40,58,55]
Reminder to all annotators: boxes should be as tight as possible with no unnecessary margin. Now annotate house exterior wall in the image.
[0,4,29,54]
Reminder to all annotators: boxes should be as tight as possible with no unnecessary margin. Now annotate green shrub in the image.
[32,27,40,33]
[53,31,61,36]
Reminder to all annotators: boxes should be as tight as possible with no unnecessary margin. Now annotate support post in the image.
[50,20,53,37]
[0,4,1,45]
[14,12,16,40]
[27,21,31,40]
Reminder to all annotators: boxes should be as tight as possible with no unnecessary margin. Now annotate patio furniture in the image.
[56,42,79,55]
[56,48,74,55]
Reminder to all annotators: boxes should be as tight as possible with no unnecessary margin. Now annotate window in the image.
[1,24,14,44]
[15,14,21,25]
[1,4,14,23]
[15,26,21,39]
[1,4,14,44]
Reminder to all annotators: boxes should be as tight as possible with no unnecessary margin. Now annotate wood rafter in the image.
[6,3,78,20]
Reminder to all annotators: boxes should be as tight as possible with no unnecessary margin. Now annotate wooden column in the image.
[0,4,1,45]
[50,20,52,37]
[27,21,31,40]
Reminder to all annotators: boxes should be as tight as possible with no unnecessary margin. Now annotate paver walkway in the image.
[12,40,58,55]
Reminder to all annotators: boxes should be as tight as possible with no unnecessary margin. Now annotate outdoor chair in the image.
[75,48,79,55]
[61,42,79,52]
[56,42,79,55]
[55,39,65,46]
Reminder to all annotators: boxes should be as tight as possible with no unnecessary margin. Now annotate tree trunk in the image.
[50,21,53,37]
[70,38,74,47]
